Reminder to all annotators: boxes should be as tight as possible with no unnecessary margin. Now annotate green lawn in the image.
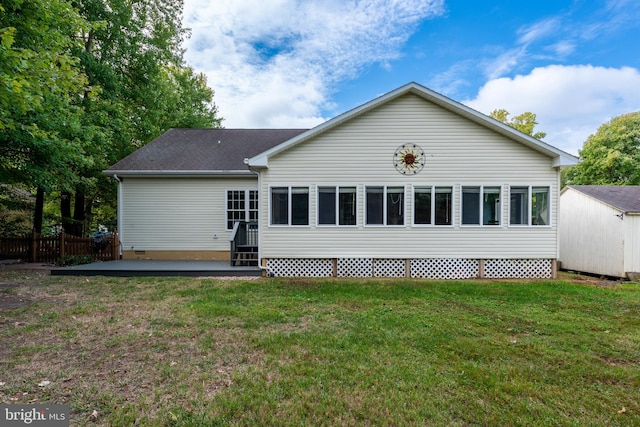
[1,271,639,426]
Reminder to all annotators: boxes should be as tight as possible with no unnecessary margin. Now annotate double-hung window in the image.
[461,186,501,226]
[318,186,357,225]
[366,186,405,225]
[270,186,309,225]
[414,186,452,225]
[226,190,258,229]
[509,186,550,226]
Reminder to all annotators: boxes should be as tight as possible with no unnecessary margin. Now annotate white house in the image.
[104,82,578,278]
[559,185,640,279]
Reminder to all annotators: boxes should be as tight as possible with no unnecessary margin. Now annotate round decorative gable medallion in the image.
[393,143,425,175]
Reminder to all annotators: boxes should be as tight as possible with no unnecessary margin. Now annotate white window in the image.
[532,187,550,225]
[509,186,550,226]
[226,190,258,230]
[366,186,405,225]
[318,186,357,226]
[270,186,309,226]
[461,186,501,226]
[414,186,453,225]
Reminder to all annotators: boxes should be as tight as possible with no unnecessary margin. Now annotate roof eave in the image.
[551,154,579,168]
[102,170,256,178]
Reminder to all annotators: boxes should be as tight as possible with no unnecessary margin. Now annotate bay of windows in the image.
[267,184,550,227]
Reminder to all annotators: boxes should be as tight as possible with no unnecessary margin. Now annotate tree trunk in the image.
[72,187,86,236]
[34,187,44,234]
[61,191,73,234]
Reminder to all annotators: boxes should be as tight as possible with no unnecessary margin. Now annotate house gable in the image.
[249,82,578,169]
[262,93,557,184]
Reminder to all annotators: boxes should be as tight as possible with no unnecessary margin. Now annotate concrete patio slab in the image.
[51,260,262,277]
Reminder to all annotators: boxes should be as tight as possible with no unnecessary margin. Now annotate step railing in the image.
[229,221,259,266]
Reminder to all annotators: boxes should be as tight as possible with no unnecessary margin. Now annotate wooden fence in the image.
[0,231,120,263]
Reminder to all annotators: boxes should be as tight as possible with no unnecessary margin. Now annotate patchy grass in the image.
[0,271,639,426]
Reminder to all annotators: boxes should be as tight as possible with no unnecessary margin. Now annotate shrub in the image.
[56,255,96,267]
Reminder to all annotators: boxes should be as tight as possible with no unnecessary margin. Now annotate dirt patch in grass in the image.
[0,269,50,310]
[0,291,33,310]
[557,271,628,287]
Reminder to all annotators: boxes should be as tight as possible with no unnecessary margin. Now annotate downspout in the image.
[246,159,271,276]
[113,174,123,257]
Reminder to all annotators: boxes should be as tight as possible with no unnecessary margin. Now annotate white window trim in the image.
[460,185,502,227]
[365,185,406,227]
[411,185,455,227]
[268,185,310,227]
[225,189,258,231]
[508,185,552,227]
[531,185,552,227]
[316,185,358,227]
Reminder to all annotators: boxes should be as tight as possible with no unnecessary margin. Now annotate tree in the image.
[0,0,91,233]
[63,0,221,235]
[489,109,547,139]
[1,0,222,236]
[564,112,640,186]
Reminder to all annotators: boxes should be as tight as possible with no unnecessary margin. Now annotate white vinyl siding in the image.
[258,93,559,259]
[120,177,257,251]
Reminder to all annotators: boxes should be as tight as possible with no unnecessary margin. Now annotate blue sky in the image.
[182,0,640,155]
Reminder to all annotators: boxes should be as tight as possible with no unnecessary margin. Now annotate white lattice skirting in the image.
[264,258,554,279]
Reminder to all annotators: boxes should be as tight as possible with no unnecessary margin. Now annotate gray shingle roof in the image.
[569,185,640,213]
[105,128,308,174]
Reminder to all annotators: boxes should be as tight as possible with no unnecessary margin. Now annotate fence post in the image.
[59,231,65,259]
[112,231,120,260]
[31,230,38,262]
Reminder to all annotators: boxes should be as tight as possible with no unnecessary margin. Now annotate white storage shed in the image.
[559,185,640,279]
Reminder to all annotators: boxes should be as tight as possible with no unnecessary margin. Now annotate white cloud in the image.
[517,17,561,45]
[465,65,640,155]
[182,0,444,128]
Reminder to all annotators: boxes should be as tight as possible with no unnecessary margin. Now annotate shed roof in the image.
[567,185,640,213]
[104,128,307,176]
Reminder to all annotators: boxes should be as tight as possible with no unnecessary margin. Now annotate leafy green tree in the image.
[61,0,221,235]
[0,0,90,233]
[0,185,33,237]
[2,0,221,236]
[564,112,640,186]
[490,109,547,139]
